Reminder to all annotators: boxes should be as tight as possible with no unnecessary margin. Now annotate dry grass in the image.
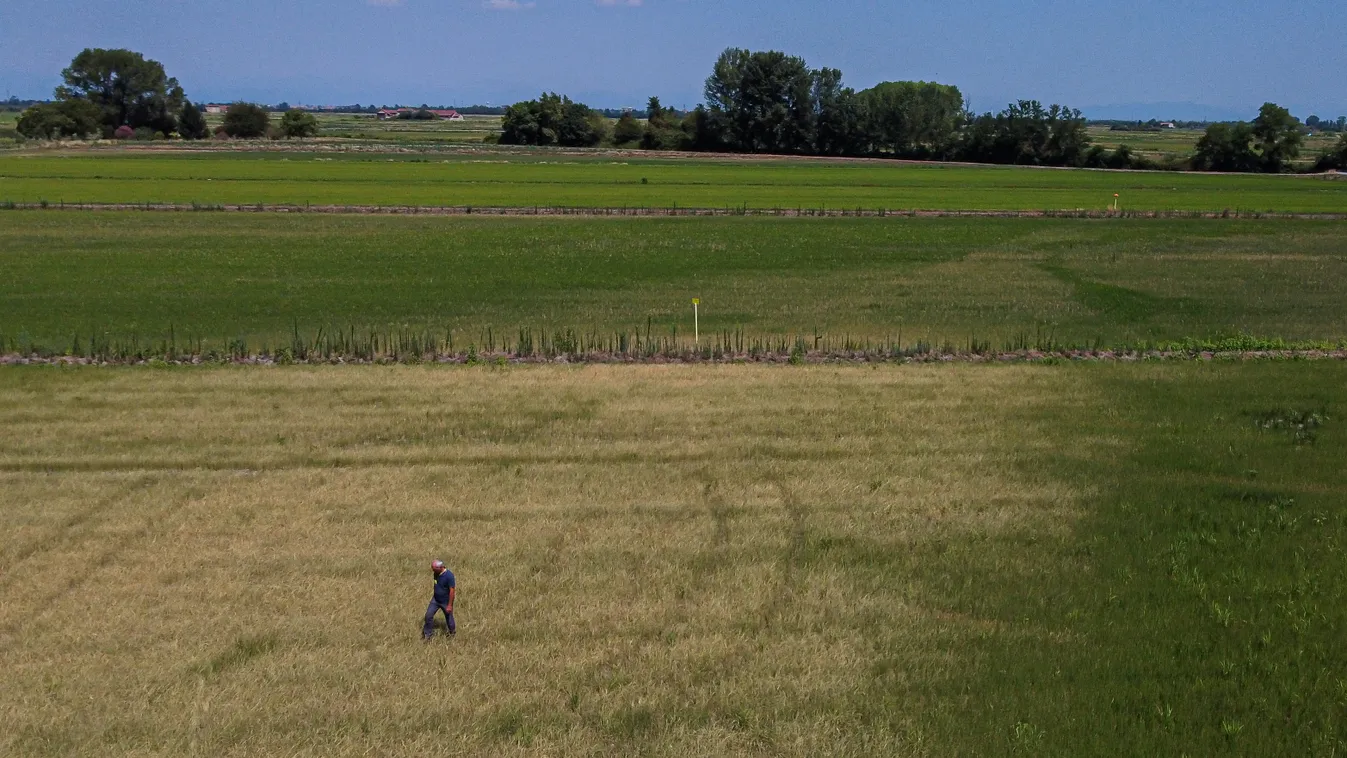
[0,365,1089,757]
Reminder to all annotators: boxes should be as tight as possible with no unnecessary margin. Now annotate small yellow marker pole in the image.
[692,298,700,346]
[1113,193,1120,212]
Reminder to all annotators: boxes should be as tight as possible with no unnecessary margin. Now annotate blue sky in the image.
[3,0,1344,120]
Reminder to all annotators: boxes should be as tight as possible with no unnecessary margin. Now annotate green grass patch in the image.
[3,151,1346,211]
[929,362,1347,754]
[1038,259,1202,324]
[2,214,1345,352]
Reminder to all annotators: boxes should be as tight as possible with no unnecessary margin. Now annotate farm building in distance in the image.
[204,104,228,115]
[376,108,463,121]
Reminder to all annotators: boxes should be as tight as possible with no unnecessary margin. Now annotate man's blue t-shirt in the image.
[433,569,456,605]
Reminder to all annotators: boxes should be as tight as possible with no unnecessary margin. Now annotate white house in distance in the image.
[376,108,464,121]
[204,104,229,115]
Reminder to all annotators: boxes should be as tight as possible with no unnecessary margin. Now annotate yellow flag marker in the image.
[692,299,700,345]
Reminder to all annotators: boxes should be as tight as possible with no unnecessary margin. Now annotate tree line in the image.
[501,47,1346,174]
[17,47,1347,173]
[501,49,1121,168]
[15,49,319,141]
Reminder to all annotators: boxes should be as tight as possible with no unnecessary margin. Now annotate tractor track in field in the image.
[4,201,1346,220]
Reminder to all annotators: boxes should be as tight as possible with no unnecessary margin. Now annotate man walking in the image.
[423,559,456,640]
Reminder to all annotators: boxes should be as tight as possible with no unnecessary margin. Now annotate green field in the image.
[200,112,505,144]
[4,129,1347,757]
[4,151,1346,211]
[1087,126,1343,165]
[1,362,1343,756]
[3,213,1346,352]
[0,111,19,146]
[310,113,503,143]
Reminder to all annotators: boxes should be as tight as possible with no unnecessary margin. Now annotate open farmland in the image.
[2,213,1346,354]
[1085,126,1343,165]
[0,111,20,146]
[4,129,1346,758]
[309,113,504,143]
[3,150,1346,212]
[1,362,1344,757]
[200,112,506,144]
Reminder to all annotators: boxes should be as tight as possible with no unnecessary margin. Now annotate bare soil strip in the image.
[4,348,1345,367]
[5,202,1345,220]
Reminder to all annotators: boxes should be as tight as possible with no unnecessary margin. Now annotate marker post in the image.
[692,298,700,346]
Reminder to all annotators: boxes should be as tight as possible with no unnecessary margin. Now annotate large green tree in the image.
[858,81,965,158]
[613,111,643,145]
[956,101,1090,166]
[279,109,319,138]
[703,48,816,154]
[1192,122,1259,172]
[812,68,864,156]
[56,48,184,136]
[178,101,208,140]
[15,99,103,140]
[222,103,270,139]
[1250,102,1303,173]
[499,93,606,148]
[641,96,686,150]
[683,105,729,152]
[645,96,669,126]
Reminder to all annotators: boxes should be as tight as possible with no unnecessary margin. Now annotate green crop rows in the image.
[3,151,1346,211]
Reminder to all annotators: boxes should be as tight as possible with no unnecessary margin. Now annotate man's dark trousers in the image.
[423,602,455,638]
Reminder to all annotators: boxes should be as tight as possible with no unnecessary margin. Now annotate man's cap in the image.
[431,560,445,570]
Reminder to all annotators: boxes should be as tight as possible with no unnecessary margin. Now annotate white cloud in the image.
[484,0,536,8]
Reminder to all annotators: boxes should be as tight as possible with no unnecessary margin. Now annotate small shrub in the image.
[613,112,644,145]
[279,109,319,139]
[222,102,270,139]
[113,125,135,140]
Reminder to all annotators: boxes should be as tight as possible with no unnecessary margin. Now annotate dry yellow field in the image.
[0,365,1092,757]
